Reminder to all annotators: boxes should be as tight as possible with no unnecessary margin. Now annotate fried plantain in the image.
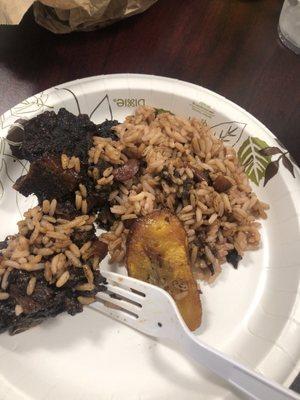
[126,210,202,331]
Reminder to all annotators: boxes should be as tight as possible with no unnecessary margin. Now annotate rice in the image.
[93,106,268,283]
[77,296,95,305]
[0,205,100,296]
[26,277,37,295]
[0,292,10,300]
[15,304,23,316]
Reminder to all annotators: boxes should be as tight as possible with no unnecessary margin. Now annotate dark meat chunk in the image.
[11,108,96,163]
[0,266,106,335]
[86,189,111,215]
[113,159,139,182]
[0,298,17,334]
[88,240,108,261]
[96,120,119,141]
[55,200,78,220]
[213,175,232,193]
[13,156,81,202]
[226,249,242,269]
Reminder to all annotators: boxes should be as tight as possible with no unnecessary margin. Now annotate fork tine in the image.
[102,270,149,294]
[106,283,145,305]
[96,291,141,316]
[90,299,137,327]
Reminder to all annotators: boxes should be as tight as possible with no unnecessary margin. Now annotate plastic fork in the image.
[92,271,300,400]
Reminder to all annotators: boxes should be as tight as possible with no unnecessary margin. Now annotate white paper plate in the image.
[0,74,299,400]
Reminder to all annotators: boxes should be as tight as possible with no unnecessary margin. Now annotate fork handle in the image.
[177,330,299,400]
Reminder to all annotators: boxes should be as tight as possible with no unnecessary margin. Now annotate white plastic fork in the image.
[92,270,300,400]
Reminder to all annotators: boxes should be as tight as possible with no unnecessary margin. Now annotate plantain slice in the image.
[126,210,202,331]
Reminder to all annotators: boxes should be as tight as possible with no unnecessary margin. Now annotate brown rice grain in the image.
[29,225,40,244]
[3,260,19,269]
[76,283,95,291]
[0,292,9,300]
[75,193,82,210]
[61,154,69,169]
[44,261,52,282]
[42,200,50,213]
[74,157,80,173]
[50,254,60,274]
[103,167,113,177]
[65,250,81,268]
[77,296,95,305]
[1,268,11,290]
[49,199,57,217]
[77,225,94,232]
[81,199,88,215]
[79,183,87,198]
[23,262,45,272]
[208,213,218,225]
[46,231,68,241]
[92,256,100,270]
[57,253,66,271]
[26,277,37,296]
[40,220,54,231]
[11,250,30,260]
[15,304,24,316]
[69,243,81,258]
[34,248,54,256]
[56,271,70,287]
[80,241,92,255]
[43,216,57,223]
[83,264,94,283]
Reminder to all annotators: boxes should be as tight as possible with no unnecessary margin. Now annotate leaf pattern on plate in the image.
[0,114,11,130]
[90,94,113,121]
[237,137,271,185]
[282,154,295,178]
[211,121,247,147]
[55,87,81,114]
[10,92,53,118]
[264,159,280,186]
[259,146,282,156]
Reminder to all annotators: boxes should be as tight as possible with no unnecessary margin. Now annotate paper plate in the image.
[0,74,299,400]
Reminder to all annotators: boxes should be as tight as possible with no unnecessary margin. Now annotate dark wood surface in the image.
[0,0,300,392]
[0,0,299,163]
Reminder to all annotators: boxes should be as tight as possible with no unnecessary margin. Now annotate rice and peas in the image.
[0,200,100,309]
[90,106,268,283]
[0,105,268,310]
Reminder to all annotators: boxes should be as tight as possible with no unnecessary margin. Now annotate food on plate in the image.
[99,106,269,282]
[14,156,82,201]
[1,105,269,334]
[8,108,99,162]
[126,210,202,331]
[0,203,107,335]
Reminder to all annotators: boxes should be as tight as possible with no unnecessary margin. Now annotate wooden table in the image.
[0,0,300,393]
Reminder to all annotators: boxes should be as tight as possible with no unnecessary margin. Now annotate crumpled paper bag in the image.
[0,0,158,33]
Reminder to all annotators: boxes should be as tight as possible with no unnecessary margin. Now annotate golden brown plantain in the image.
[126,210,202,331]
